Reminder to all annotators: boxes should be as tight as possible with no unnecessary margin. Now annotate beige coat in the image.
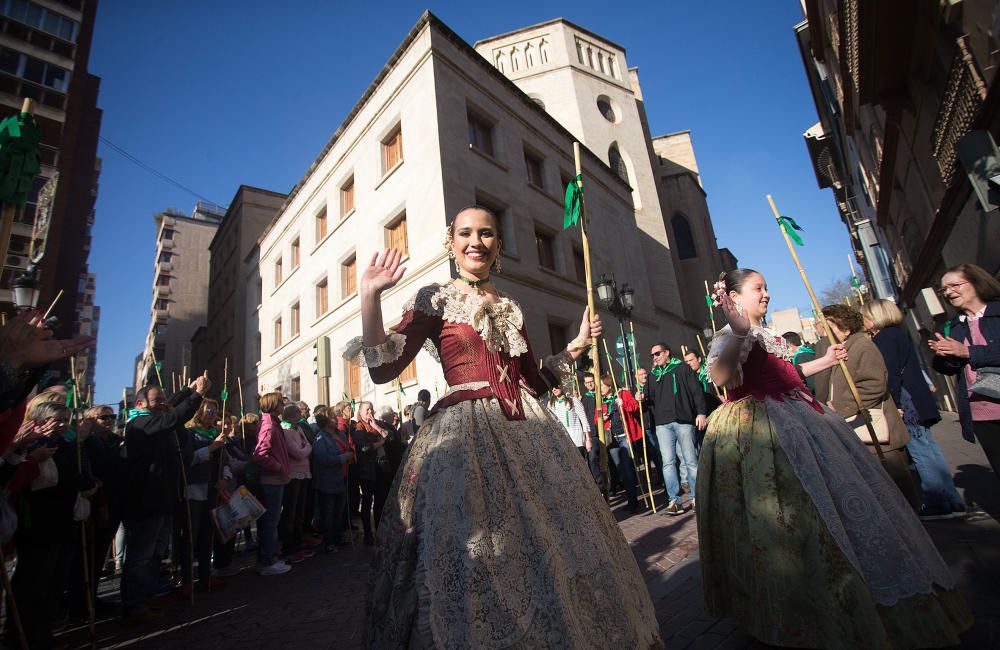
[825,332,910,452]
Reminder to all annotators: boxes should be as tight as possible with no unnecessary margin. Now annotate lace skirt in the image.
[697,396,973,649]
[365,391,663,649]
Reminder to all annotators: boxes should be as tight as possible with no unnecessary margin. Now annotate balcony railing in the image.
[931,35,987,187]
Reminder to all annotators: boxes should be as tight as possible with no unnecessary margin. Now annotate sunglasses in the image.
[650,351,664,358]
[97,415,115,421]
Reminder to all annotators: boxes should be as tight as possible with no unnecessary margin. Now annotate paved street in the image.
[57,413,998,649]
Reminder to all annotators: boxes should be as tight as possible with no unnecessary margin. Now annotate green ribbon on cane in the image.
[777,215,804,246]
[0,109,41,205]
[563,174,583,229]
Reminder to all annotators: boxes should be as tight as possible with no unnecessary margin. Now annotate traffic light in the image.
[314,336,331,377]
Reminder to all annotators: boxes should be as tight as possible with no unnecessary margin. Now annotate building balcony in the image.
[931,35,987,188]
[154,284,171,297]
[159,239,175,250]
[154,308,168,321]
[158,261,173,273]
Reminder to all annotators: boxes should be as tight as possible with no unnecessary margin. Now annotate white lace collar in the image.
[407,283,528,357]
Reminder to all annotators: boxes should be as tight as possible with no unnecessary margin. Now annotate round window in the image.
[597,97,616,122]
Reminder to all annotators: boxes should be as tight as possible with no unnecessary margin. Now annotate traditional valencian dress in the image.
[346,283,662,649]
[699,325,973,649]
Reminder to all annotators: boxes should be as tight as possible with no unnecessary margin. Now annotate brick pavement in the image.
[56,412,998,649]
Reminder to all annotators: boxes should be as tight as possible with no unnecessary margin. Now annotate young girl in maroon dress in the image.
[699,268,972,649]
[347,206,663,649]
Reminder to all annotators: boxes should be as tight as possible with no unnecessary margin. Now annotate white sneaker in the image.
[257,560,291,576]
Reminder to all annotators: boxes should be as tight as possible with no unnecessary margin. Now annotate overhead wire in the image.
[98,136,219,205]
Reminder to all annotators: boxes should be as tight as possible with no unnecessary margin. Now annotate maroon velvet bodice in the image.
[726,341,823,412]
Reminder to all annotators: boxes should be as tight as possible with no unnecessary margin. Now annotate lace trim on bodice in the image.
[407,283,528,357]
[707,325,794,389]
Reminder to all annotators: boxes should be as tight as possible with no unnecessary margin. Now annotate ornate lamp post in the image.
[594,274,636,391]
[11,264,39,312]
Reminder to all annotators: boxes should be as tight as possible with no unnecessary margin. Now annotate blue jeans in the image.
[656,422,698,503]
[316,490,346,547]
[906,423,964,512]
[257,483,285,566]
[608,439,638,507]
[121,513,169,615]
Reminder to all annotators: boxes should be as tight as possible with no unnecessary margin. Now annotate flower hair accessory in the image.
[710,280,727,307]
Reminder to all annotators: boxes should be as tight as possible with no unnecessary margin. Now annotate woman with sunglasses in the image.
[78,405,125,609]
[929,263,1000,478]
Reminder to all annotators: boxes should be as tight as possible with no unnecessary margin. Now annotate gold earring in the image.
[492,243,503,273]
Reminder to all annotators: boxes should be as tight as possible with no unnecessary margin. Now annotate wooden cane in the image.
[767,195,885,462]
[574,142,609,499]
[70,357,96,648]
[704,280,717,334]
[0,547,28,650]
[150,348,163,387]
[41,289,63,321]
[600,339,648,507]
[237,376,247,453]
[629,320,657,513]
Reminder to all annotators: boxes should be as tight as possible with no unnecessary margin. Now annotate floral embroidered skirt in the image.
[697,397,973,649]
[365,392,663,649]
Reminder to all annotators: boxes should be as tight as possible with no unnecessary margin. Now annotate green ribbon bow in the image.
[563,174,583,229]
[651,357,682,393]
[220,384,229,402]
[126,408,151,423]
[64,378,75,408]
[943,320,952,338]
[0,110,41,206]
[342,392,356,410]
[154,361,163,373]
[777,215,804,246]
[851,275,862,289]
[705,294,713,308]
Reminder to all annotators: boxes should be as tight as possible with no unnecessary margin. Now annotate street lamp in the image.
[595,274,637,391]
[11,265,40,312]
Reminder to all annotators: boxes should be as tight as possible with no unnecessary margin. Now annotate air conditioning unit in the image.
[4,254,29,270]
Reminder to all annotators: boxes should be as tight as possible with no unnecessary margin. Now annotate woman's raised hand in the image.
[361,248,406,297]
[719,290,750,336]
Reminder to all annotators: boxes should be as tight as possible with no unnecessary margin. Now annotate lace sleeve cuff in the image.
[342,332,407,368]
[706,326,754,389]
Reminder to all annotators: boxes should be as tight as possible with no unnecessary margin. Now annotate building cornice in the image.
[473,17,626,54]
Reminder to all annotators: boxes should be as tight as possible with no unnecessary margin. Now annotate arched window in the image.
[672,214,697,260]
[608,144,628,184]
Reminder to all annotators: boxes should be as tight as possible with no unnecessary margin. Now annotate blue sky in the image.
[88,1,851,404]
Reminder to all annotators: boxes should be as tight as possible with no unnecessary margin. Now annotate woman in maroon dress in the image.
[346,206,663,649]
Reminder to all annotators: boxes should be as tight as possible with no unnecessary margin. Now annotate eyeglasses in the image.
[650,351,664,358]
[936,281,968,296]
[205,409,218,415]
[97,415,115,421]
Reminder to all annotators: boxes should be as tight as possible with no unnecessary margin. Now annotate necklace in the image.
[457,274,490,295]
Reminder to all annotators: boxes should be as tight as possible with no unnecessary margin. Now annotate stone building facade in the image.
[135,202,224,392]
[191,186,285,402]
[796,0,1000,321]
[255,13,733,408]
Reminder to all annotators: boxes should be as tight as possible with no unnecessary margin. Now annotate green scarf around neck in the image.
[651,357,682,393]
[126,408,151,423]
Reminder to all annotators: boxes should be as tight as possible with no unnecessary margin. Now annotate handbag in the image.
[830,379,890,445]
[846,407,890,444]
[969,367,1000,399]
